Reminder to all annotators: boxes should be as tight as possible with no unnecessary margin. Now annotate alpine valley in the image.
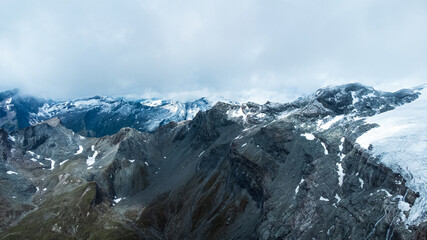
[0,83,426,240]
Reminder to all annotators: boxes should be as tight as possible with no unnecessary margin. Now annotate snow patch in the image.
[59,159,69,166]
[27,151,41,159]
[399,201,411,212]
[86,151,99,166]
[319,115,344,130]
[295,179,304,194]
[337,163,344,186]
[335,194,341,203]
[241,143,247,147]
[226,107,247,122]
[129,159,135,163]
[75,145,84,155]
[377,189,392,197]
[198,151,205,157]
[321,142,328,155]
[46,158,55,170]
[339,137,345,152]
[6,171,18,175]
[359,178,364,188]
[8,136,16,142]
[5,97,12,110]
[141,99,163,107]
[320,196,330,202]
[351,91,360,105]
[301,133,315,140]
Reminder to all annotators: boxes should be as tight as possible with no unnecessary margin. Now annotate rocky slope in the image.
[0,83,425,239]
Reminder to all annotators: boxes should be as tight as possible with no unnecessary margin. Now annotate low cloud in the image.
[1,0,426,103]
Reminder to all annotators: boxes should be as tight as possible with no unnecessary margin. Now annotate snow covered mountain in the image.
[0,83,426,239]
[0,91,214,137]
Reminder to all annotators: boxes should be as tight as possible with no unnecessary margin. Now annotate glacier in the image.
[356,85,427,225]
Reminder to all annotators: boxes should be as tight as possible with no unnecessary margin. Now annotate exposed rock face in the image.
[0,83,425,239]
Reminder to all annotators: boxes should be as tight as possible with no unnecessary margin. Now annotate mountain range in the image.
[0,83,426,239]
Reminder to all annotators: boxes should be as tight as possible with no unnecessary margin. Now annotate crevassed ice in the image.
[356,86,427,225]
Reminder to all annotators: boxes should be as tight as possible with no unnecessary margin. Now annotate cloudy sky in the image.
[1,0,426,103]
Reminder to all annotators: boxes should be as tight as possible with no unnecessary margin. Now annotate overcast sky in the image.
[1,0,426,103]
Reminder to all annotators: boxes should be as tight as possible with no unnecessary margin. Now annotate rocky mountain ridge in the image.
[0,90,213,137]
[0,83,426,239]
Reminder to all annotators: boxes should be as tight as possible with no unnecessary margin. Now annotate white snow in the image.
[362,93,377,99]
[377,189,392,197]
[59,159,69,166]
[335,194,341,203]
[91,145,95,151]
[226,106,247,122]
[318,115,344,130]
[86,151,99,166]
[337,163,344,186]
[5,97,12,110]
[141,99,163,107]
[42,188,47,191]
[46,158,55,170]
[8,136,16,142]
[129,159,135,163]
[359,178,364,188]
[294,185,300,195]
[36,187,40,192]
[27,151,41,159]
[339,137,345,152]
[321,142,328,155]
[6,171,18,175]
[113,198,122,203]
[351,91,360,105]
[162,102,180,115]
[256,113,267,119]
[399,201,411,212]
[320,196,330,202]
[295,179,304,194]
[356,86,427,225]
[241,143,247,147]
[301,133,315,141]
[75,145,84,155]
[198,151,205,157]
